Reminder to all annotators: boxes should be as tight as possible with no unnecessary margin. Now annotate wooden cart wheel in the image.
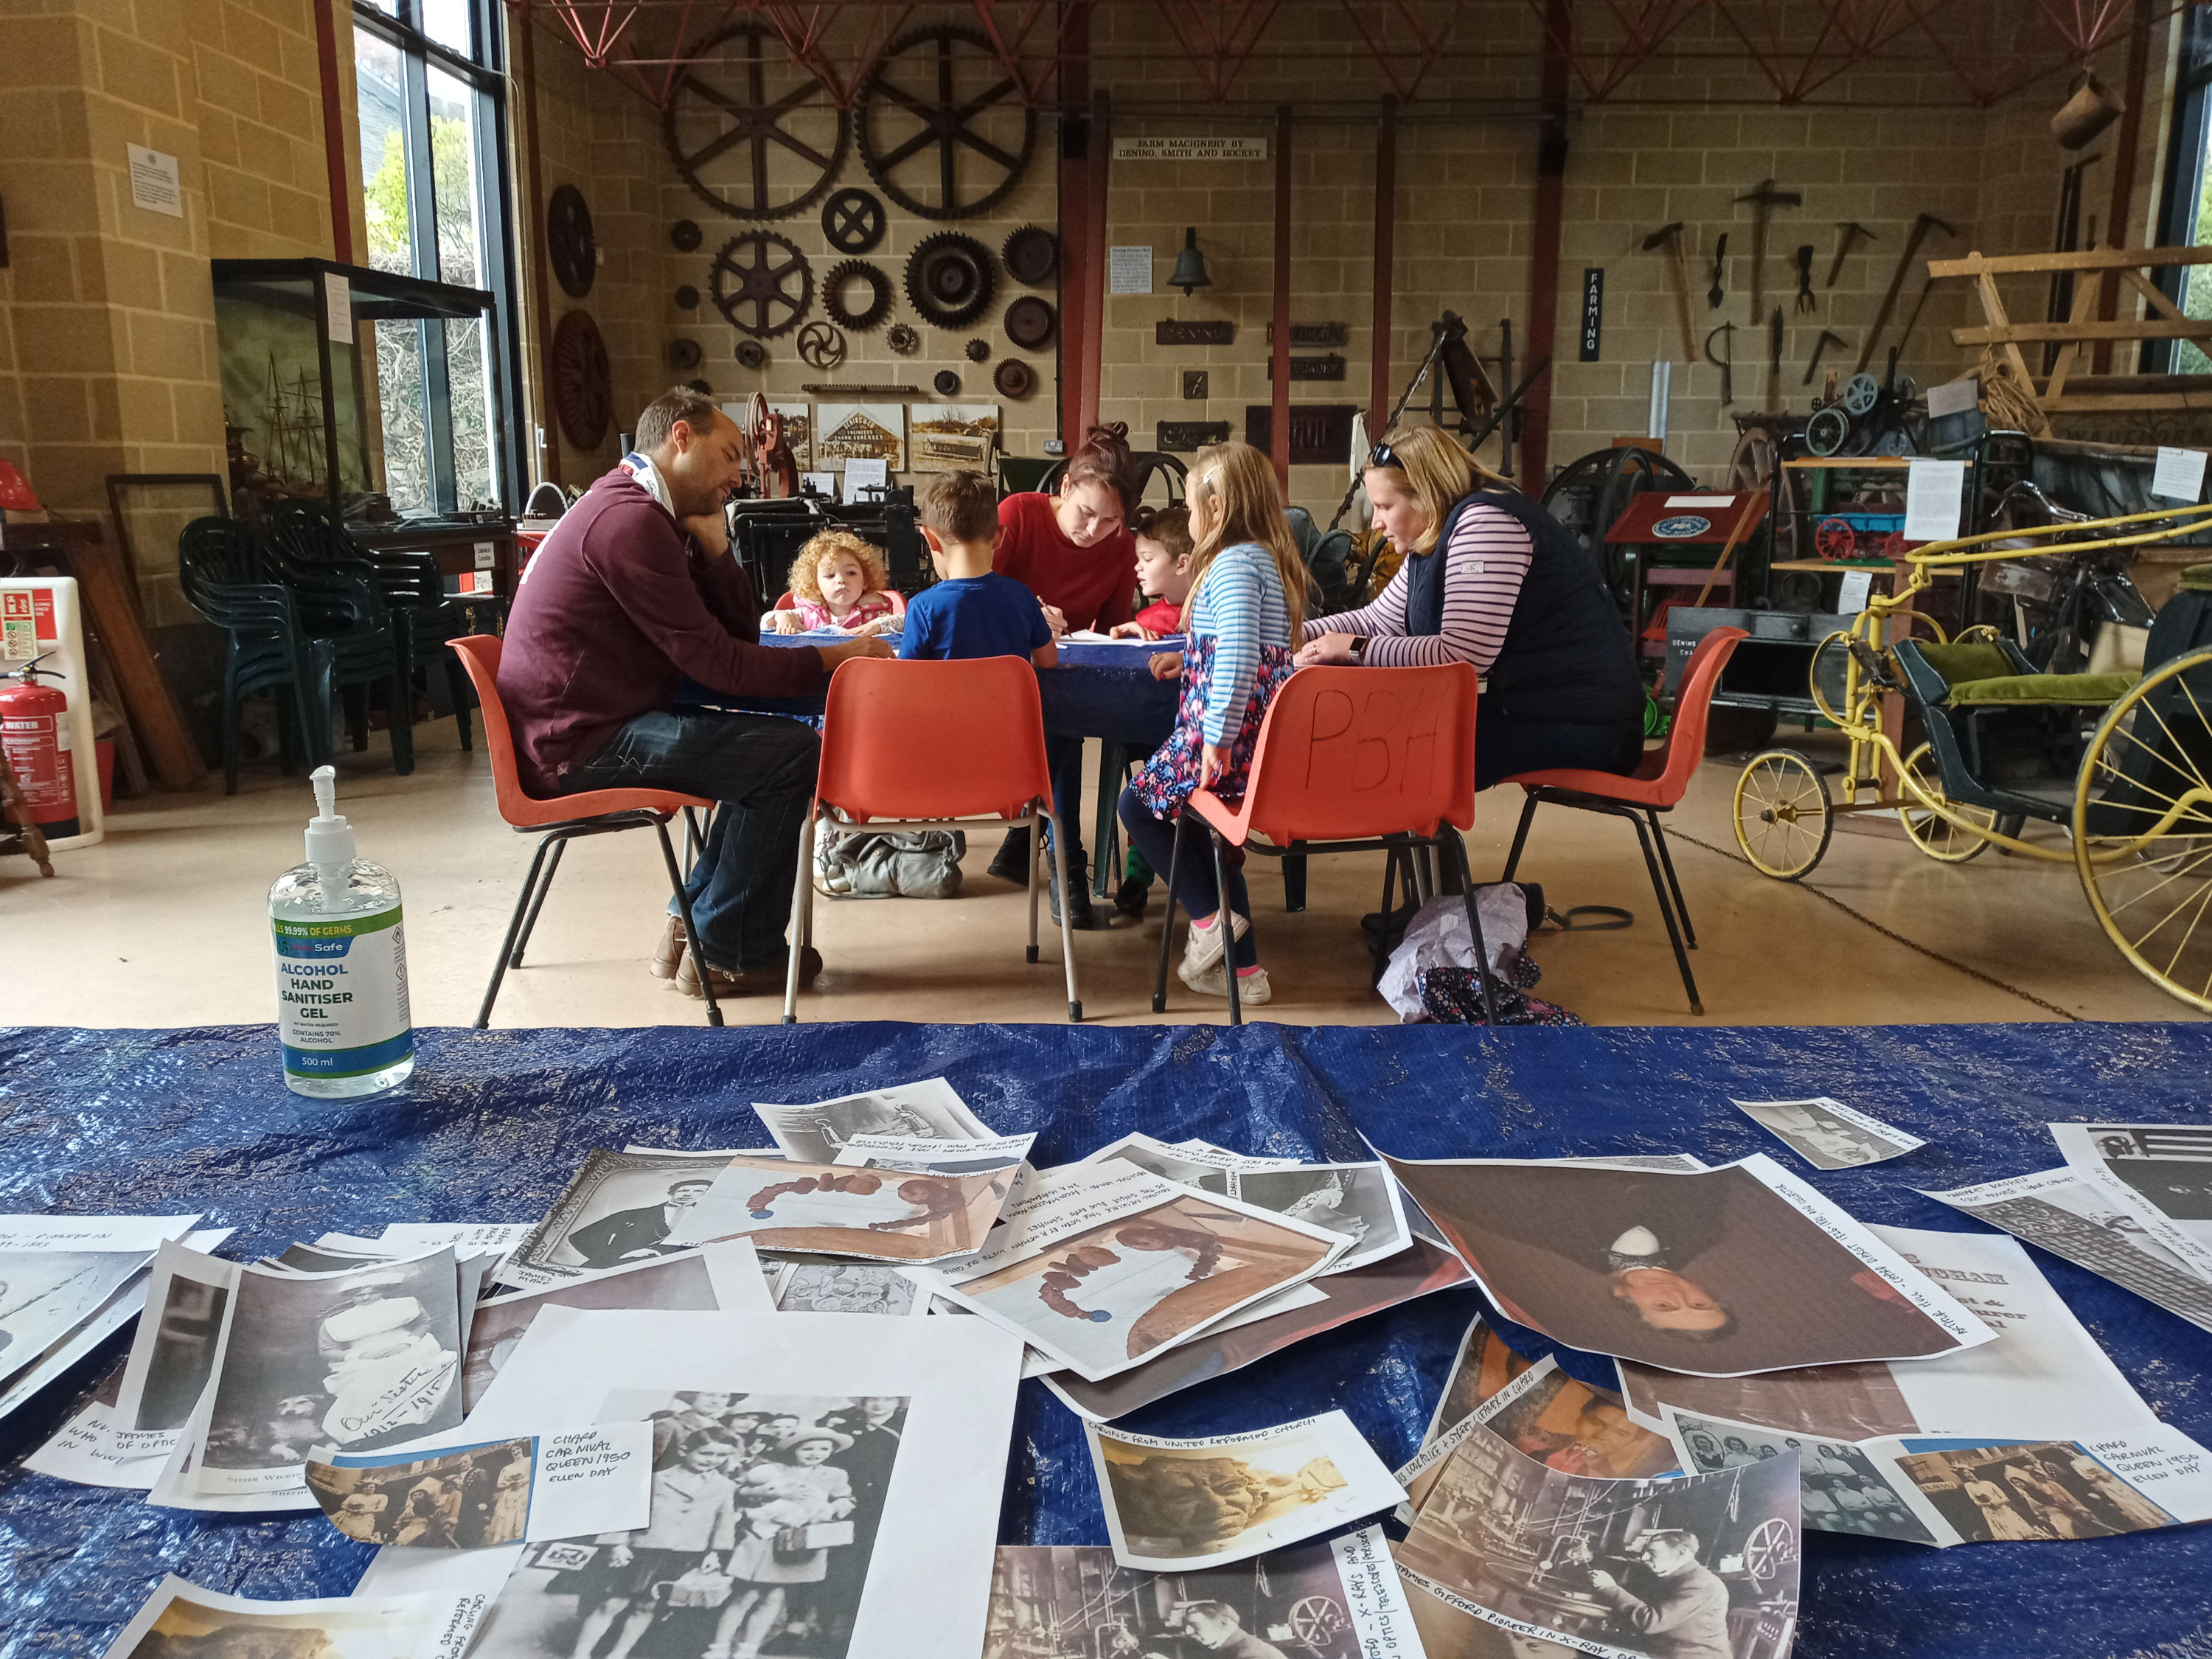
[1814,516,1856,561]
[1728,424,1795,561]
[549,308,611,450]
[2074,647,2212,1013]
[1897,742,1997,862]
[1734,748,1833,880]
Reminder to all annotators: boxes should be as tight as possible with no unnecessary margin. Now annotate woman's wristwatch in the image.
[1348,635,1368,662]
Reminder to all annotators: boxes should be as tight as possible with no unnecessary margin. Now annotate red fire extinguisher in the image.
[1,655,78,841]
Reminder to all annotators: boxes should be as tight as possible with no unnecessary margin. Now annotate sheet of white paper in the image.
[326,273,352,344]
[1392,1355,1560,1525]
[832,1131,1037,1172]
[1224,1161,1413,1273]
[1927,376,1980,418]
[2153,445,2210,502]
[1109,245,1153,293]
[752,1077,991,1164]
[1904,458,1968,542]
[125,144,184,216]
[1731,1095,1925,1170]
[2051,1121,2212,1281]
[0,1215,199,1253]
[1663,494,1738,507]
[844,456,888,491]
[1837,567,1874,613]
[803,470,837,500]
[313,1422,653,1545]
[351,1544,524,1659]
[114,1239,243,1433]
[26,1401,169,1487]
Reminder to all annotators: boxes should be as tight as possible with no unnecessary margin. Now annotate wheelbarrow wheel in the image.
[2075,647,2212,1013]
[1733,748,1833,880]
[1897,742,1997,862]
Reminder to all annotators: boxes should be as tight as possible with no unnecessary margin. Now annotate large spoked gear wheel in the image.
[822,260,894,331]
[857,25,1036,221]
[904,232,995,329]
[2075,646,2212,1013]
[1733,748,1833,880]
[711,231,813,339]
[664,23,848,222]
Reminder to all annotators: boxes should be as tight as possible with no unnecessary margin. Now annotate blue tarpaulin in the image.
[1,1018,2208,1658]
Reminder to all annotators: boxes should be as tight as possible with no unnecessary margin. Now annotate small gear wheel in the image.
[821,189,886,254]
[710,230,813,340]
[905,232,995,329]
[933,369,961,396]
[798,321,847,370]
[1003,225,1058,285]
[964,338,991,363]
[886,323,919,356]
[667,336,703,372]
[737,340,768,369]
[823,260,893,331]
[671,219,702,251]
[674,284,700,310]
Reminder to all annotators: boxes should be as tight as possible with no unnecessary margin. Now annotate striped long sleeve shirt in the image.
[1190,542,1292,746]
[1304,502,1534,672]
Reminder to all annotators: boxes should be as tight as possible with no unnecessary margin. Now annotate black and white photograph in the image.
[1397,1420,1801,1659]
[100,1575,454,1659]
[1380,1154,1989,1376]
[1228,1163,1412,1273]
[469,1390,909,1659]
[1893,1438,2183,1544]
[1731,1097,1924,1171]
[777,1261,927,1317]
[1086,1411,1406,1571]
[753,1078,992,1164]
[313,1433,539,1547]
[122,1245,235,1433]
[502,1152,737,1288]
[985,1524,1419,1659]
[198,1251,463,1491]
[1663,1408,1935,1544]
[664,1155,1014,1262]
[1081,1132,1236,1195]
[2051,1121,2212,1280]
[0,1251,149,1380]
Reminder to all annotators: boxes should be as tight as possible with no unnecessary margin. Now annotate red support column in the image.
[1369,95,1397,434]
[1520,0,1571,484]
[1271,104,1293,492]
[1082,91,1111,435]
[312,0,354,264]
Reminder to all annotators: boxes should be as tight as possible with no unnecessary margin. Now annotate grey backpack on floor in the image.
[815,829,966,899]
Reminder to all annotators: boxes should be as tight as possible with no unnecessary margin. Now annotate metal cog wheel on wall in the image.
[711,230,813,339]
[886,323,919,355]
[904,232,995,329]
[664,23,849,221]
[856,25,1036,221]
[823,260,894,331]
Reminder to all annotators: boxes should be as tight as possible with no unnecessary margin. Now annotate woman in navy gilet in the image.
[1294,425,1644,787]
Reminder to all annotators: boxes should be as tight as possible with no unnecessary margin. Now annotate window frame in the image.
[2148,7,2212,373]
[351,0,524,515]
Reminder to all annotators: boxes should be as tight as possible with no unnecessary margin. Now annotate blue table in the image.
[2,1019,2209,1657]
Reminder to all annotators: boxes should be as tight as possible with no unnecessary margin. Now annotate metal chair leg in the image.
[450,657,474,751]
[477,832,557,1029]
[1447,832,1502,1026]
[1208,822,1243,1028]
[509,838,567,967]
[1629,810,1703,1015]
[655,817,722,1029]
[1154,807,1185,1014]
[1370,840,1401,987]
[1501,790,1540,883]
[783,802,816,1025]
[1043,804,1082,1021]
[1027,807,1044,961]
[1092,742,1125,901]
[1648,809,1696,948]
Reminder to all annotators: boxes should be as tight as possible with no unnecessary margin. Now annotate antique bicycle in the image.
[1729,499,2212,1012]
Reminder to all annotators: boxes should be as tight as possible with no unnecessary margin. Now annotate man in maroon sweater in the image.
[498,389,889,995]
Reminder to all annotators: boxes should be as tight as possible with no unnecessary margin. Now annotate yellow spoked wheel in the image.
[1734,748,1834,880]
[2075,648,2212,1013]
[1897,742,1997,863]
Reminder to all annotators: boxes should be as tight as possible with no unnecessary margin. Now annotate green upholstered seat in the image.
[1943,672,2136,706]
[1911,642,2017,687]
[2178,562,2212,594]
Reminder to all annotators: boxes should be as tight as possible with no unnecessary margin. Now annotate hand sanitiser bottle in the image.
[271,765,414,1096]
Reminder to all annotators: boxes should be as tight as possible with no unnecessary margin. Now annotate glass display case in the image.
[210,257,505,524]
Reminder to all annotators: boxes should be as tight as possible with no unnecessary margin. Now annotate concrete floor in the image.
[4,717,2199,1029]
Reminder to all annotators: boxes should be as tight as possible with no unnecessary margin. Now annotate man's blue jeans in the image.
[558,710,820,973]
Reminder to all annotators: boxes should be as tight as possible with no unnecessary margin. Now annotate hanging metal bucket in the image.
[2052,73,2124,150]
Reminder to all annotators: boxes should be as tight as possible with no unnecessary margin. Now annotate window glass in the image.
[420,0,472,56]
[355,30,414,277]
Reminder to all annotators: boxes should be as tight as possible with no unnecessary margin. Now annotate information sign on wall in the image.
[1111,136,1269,161]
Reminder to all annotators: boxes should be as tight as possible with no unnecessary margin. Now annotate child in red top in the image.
[1112,504,1195,641]
[768,530,902,634]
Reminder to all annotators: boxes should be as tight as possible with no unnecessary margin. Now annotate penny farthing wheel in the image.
[857,26,1037,221]
[1286,1596,1350,1653]
[1741,1517,1797,1584]
[665,23,848,221]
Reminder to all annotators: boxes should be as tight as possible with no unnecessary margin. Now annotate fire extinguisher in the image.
[1,655,78,841]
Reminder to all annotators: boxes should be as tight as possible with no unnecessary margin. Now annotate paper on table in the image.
[752,1076,992,1164]
[2153,445,2209,502]
[1731,1095,1925,1170]
[1904,457,1969,542]
[1664,494,1739,507]
[662,1153,1018,1261]
[99,1575,461,1658]
[1617,1225,2154,1442]
[1223,1161,1413,1273]
[501,1149,800,1290]
[0,1214,200,1253]
[1085,1408,1405,1571]
[831,1130,1036,1172]
[2049,1121,2212,1281]
[309,1422,653,1545]
[454,1306,1022,1659]
[351,1544,523,1659]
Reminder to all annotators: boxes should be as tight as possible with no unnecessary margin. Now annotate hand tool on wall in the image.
[1735,178,1801,327]
[1804,328,1848,384]
[1767,307,1784,409]
[1795,246,1817,313]
[1708,234,1728,309]
[1827,221,1877,288]
[2045,153,2101,373]
[1891,272,1952,367]
[1705,321,1736,406]
[1692,487,1770,609]
[1641,222,1702,363]
[1856,212,1958,372]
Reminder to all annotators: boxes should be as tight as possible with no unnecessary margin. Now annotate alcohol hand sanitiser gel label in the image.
[274,907,412,1080]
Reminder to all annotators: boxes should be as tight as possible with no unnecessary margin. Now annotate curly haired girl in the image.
[769,530,903,635]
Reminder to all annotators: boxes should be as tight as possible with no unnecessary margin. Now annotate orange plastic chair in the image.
[448,636,724,1028]
[785,655,1081,1022]
[1170,662,1493,1026]
[1496,625,1748,1015]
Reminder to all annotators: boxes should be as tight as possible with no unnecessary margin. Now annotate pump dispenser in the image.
[269,765,413,1096]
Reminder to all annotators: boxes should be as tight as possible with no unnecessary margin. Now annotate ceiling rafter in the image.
[1150,0,1285,104]
[970,0,1093,106]
[1711,0,1936,105]
[1333,0,1478,102]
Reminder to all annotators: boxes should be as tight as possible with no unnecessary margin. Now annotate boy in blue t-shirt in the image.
[900,470,1057,666]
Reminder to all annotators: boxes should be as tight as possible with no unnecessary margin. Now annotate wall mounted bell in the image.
[1168,227,1211,296]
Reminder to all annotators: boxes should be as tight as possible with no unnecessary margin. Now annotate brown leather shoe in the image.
[650,915,686,979]
[675,945,824,998]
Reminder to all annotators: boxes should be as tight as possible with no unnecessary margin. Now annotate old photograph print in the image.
[1099,1430,1352,1565]
[1232,1164,1408,1269]
[1669,1411,1933,1544]
[507,1152,732,1282]
[1893,1439,2176,1543]
[469,1389,908,1659]
[311,1433,536,1548]
[1733,1099,1916,1171]
[777,1262,923,1316]
[754,1081,990,1165]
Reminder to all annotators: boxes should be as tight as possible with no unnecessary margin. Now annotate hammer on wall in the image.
[1735,178,1802,327]
[1857,212,1959,372]
[1641,222,1701,364]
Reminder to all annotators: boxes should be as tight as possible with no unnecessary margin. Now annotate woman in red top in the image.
[987,424,1141,928]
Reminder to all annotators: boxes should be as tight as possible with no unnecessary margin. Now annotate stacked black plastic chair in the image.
[264,501,414,775]
[177,517,329,795]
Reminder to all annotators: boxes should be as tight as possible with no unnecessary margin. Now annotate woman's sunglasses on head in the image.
[1368,443,1405,471]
